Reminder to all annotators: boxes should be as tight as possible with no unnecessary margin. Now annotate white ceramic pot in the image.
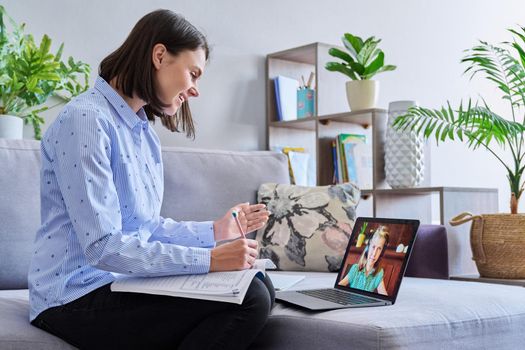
[384,101,424,188]
[0,115,23,139]
[345,80,379,111]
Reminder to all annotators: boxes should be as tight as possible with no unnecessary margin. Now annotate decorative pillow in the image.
[255,183,360,272]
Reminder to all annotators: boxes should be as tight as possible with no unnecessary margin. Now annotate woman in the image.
[28,9,272,350]
[338,225,389,295]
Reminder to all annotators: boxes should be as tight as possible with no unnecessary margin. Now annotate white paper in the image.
[253,258,277,270]
[288,151,310,186]
[267,273,305,291]
[110,259,276,304]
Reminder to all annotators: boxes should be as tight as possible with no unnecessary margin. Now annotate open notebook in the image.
[111,259,276,304]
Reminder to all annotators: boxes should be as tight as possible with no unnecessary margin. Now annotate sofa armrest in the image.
[404,224,449,279]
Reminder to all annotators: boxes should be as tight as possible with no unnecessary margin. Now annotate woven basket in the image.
[450,212,525,279]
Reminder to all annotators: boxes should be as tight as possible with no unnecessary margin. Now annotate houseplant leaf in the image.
[326,32,396,81]
[0,6,90,139]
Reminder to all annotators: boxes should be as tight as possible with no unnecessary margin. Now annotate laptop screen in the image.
[335,217,419,303]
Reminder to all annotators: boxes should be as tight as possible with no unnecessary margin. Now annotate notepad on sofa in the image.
[267,272,305,291]
[111,259,276,304]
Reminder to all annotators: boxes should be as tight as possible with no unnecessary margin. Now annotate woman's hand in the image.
[213,203,270,241]
[209,239,259,271]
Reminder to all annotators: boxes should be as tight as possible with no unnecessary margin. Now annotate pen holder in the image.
[297,88,315,119]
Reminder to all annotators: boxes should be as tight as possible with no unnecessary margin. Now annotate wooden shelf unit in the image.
[265,42,500,277]
[266,42,388,188]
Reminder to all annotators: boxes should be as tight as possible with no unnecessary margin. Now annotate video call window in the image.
[337,221,414,296]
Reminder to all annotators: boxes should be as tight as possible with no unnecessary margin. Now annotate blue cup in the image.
[297,88,315,118]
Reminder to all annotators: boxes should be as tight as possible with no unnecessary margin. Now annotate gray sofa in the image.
[1,138,524,349]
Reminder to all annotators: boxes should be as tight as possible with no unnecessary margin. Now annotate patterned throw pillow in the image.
[255,183,360,272]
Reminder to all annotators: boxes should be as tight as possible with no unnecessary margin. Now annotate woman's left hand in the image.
[213,203,270,241]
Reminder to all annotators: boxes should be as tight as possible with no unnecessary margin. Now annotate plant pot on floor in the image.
[450,212,525,279]
[345,80,379,111]
[0,115,23,139]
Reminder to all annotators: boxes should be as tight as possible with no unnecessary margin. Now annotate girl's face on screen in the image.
[367,236,385,266]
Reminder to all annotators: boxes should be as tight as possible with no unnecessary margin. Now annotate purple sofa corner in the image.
[405,224,449,279]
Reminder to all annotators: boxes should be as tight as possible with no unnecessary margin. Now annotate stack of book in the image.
[332,133,372,189]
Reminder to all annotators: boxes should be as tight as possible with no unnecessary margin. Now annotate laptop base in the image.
[276,289,390,311]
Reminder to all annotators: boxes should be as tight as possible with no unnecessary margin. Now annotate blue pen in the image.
[232,210,246,238]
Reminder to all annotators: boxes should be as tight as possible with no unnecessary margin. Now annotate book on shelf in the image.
[331,140,339,185]
[273,75,298,121]
[288,151,309,186]
[343,142,359,184]
[332,133,372,189]
[274,146,309,186]
[334,136,343,183]
[340,134,366,184]
[111,259,277,304]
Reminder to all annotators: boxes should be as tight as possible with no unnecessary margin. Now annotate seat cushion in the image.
[251,272,525,349]
[0,290,74,349]
[0,139,42,289]
[2,276,525,349]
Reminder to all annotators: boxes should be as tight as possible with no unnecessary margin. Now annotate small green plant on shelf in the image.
[325,33,397,80]
[0,5,90,139]
[393,27,525,214]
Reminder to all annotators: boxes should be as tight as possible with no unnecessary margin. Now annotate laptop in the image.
[275,217,419,310]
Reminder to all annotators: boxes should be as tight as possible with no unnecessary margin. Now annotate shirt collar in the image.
[95,76,149,131]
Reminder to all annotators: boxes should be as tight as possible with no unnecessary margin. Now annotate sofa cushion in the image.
[251,272,525,350]
[160,147,290,224]
[255,183,360,272]
[0,290,74,349]
[0,139,42,289]
[0,139,290,290]
[3,276,525,350]
[405,224,449,279]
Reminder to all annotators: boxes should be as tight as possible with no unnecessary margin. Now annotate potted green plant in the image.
[325,33,396,111]
[393,27,525,279]
[0,5,90,140]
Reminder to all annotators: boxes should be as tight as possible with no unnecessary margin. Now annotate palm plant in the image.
[325,33,396,80]
[393,27,525,214]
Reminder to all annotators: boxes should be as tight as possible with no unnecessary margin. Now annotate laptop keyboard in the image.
[298,288,378,305]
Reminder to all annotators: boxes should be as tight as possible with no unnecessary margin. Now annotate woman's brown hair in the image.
[99,9,209,139]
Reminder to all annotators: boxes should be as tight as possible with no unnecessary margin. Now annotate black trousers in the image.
[32,275,275,350]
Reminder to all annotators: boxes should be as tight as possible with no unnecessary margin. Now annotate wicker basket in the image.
[450,212,525,279]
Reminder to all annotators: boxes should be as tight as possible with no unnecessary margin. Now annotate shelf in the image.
[368,187,499,195]
[319,109,386,128]
[450,275,525,287]
[266,43,500,278]
[269,117,316,131]
[267,42,325,65]
[269,109,388,131]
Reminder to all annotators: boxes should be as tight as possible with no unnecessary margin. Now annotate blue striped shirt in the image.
[28,76,215,321]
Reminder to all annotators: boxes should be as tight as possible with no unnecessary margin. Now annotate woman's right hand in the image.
[209,239,259,272]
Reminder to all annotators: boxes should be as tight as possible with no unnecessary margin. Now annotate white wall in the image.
[4,0,525,212]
